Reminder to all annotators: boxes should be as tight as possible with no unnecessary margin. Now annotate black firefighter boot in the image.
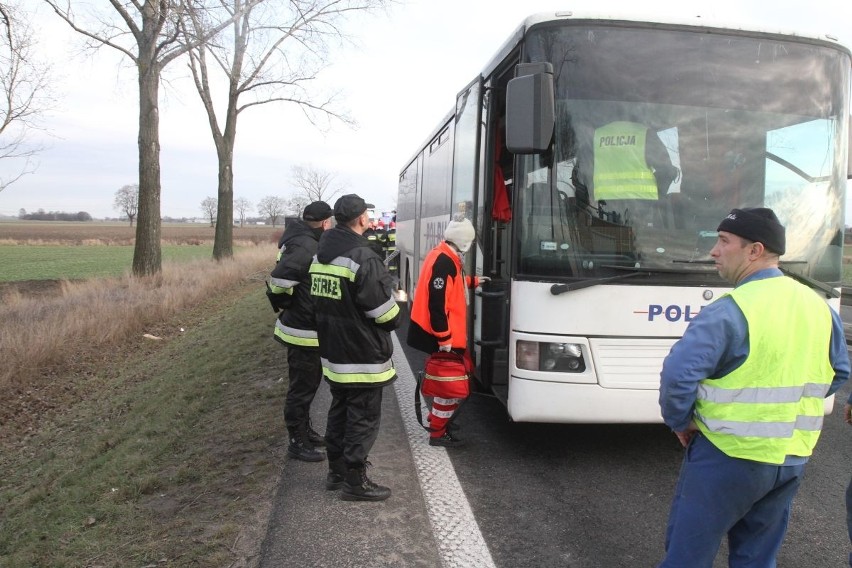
[326,457,347,490]
[341,462,391,502]
[287,427,325,462]
[306,420,326,448]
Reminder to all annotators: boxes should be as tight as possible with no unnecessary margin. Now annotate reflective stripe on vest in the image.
[269,276,297,295]
[321,357,396,384]
[593,121,657,200]
[694,277,833,464]
[274,320,319,347]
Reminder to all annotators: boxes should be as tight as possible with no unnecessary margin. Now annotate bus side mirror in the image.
[505,62,555,154]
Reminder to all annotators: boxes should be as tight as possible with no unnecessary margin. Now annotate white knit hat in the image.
[444,218,475,253]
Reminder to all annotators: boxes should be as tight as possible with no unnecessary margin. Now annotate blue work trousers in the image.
[659,433,805,568]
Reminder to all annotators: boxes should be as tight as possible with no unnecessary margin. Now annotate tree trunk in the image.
[132,47,163,275]
[212,87,239,260]
[213,77,239,260]
[212,141,234,260]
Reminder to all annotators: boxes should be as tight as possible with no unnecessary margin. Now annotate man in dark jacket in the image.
[311,193,402,501]
[268,201,333,462]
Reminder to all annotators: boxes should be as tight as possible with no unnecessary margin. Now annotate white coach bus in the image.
[396,11,851,423]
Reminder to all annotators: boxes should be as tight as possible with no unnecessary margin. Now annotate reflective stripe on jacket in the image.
[270,220,322,349]
[695,276,833,464]
[274,320,318,348]
[593,121,657,200]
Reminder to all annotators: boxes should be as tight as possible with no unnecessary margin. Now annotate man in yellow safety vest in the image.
[658,207,850,567]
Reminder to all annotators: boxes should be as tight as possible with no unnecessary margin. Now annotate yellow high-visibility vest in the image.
[694,277,833,464]
[593,121,658,200]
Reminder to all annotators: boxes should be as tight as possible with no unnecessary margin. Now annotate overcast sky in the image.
[0,0,850,219]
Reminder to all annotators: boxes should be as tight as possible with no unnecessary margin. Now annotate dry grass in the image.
[0,246,274,395]
[0,267,286,566]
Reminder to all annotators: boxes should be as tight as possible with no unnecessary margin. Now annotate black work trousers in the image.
[325,383,383,467]
[284,346,323,432]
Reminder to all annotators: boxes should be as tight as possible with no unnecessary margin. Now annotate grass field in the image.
[0,281,285,566]
[0,221,284,565]
[0,221,284,282]
[0,245,221,281]
[0,220,281,246]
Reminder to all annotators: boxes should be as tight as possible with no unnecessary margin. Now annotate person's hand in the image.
[674,421,699,448]
[479,276,491,283]
[844,403,852,425]
[438,344,452,352]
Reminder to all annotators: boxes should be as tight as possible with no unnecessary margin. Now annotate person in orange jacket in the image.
[406,218,488,447]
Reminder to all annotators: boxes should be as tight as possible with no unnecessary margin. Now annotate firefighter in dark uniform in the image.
[267,201,333,462]
[310,194,402,501]
[384,218,398,278]
[363,219,385,258]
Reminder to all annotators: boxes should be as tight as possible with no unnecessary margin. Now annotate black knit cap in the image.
[302,200,332,222]
[716,207,785,255]
[333,193,374,223]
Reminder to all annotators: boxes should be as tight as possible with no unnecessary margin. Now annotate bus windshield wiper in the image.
[606,264,717,274]
[779,266,840,299]
[550,264,722,295]
[672,259,715,265]
[550,270,647,295]
[675,260,839,299]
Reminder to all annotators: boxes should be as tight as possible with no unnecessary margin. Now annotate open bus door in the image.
[471,62,556,403]
[474,62,556,403]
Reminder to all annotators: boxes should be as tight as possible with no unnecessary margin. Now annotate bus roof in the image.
[480,10,850,78]
[523,11,847,44]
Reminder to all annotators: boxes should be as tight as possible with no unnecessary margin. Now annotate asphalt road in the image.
[445,380,852,567]
[259,309,852,568]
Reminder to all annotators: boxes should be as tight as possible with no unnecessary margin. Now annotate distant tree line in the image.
[18,208,91,221]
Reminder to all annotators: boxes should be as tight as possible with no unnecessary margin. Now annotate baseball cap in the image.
[333,194,375,223]
[302,201,332,222]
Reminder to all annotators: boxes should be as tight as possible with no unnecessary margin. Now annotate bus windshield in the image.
[515,24,849,285]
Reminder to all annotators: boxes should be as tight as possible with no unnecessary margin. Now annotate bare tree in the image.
[43,0,265,275]
[180,0,392,260]
[234,196,251,227]
[257,194,286,227]
[286,194,310,217]
[291,164,345,204]
[113,183,139,226]
[200,196,217,226]
[0,1,51,192]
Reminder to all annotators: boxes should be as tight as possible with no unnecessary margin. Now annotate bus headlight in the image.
[517,341,586,372]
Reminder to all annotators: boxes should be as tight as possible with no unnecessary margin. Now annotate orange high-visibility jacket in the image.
[407,241,478,353]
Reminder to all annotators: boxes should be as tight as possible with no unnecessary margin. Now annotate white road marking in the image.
[392,332,497,568]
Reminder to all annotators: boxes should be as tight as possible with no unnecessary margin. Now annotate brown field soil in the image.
[0,220,283,246]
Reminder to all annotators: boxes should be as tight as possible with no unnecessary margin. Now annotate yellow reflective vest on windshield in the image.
[593,121,658,200]
[694,277,833,464]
